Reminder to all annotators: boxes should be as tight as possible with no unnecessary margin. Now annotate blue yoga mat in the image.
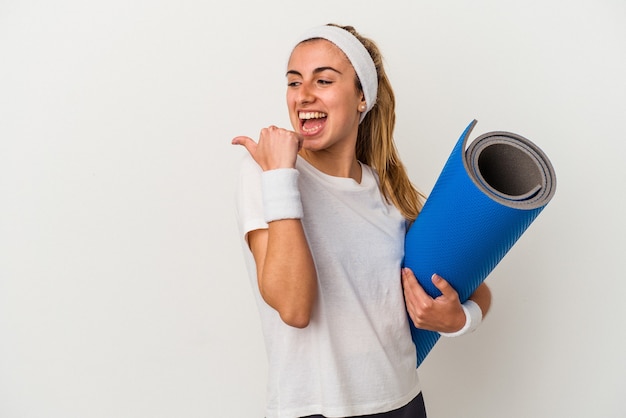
[404,120,556,367]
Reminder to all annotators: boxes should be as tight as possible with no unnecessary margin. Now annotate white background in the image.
[1,1,625,417]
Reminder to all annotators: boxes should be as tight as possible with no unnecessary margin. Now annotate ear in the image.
[358,94,367,113]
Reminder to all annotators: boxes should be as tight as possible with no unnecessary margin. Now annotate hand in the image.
[402,268,466,333]
[232,125,303,171]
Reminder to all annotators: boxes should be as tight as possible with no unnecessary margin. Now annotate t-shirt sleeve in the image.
[235,154,268,242]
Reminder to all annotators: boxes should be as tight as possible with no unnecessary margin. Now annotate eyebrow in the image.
[286,66,343,77]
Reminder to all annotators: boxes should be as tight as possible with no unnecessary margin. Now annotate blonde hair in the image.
[329,24,425,221]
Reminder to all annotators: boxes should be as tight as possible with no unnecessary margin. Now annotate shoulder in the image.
[238,153,262,175]
[360,162,382,189]
[235,153,263,200]
[361,162,378,179]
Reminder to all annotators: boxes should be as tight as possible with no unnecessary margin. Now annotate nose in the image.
[297,81,315,106]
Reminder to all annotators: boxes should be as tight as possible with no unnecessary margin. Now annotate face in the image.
[286,39,366,153]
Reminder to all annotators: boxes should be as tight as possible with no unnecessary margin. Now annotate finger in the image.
[402,287,419,326]
[231,135,254,145]
[286,131,304,151]
[403,269,437,319]
[231,135,258,155]
[431,274,459,299]
[402,268,430,301]
[406,308,419,328]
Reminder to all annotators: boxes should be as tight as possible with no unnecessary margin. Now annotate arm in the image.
[248,221,317,328]
[234,126,317,328]
[468,281,491,318]
[402,268,491,334]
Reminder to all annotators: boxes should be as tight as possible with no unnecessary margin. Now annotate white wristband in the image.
[261,168,304,223]
[439,299,483,338]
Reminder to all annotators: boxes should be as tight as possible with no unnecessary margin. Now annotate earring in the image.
[360,104,366,111]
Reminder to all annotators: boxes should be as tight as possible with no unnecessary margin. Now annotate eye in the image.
[317,79,332,85]
[287,80,301,87]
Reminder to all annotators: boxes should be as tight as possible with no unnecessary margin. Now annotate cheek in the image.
[285,92,298,114]
[285,90,294,106]
[332,89,360,111]
[285,103,300,130]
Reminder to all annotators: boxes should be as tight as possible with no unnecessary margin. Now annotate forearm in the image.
[250,220,317,328]
[468,282,492,318]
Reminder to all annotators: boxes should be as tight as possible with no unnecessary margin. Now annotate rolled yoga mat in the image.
[404,119,556,367]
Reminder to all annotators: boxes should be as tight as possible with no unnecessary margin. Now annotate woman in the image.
[233,24,491,418]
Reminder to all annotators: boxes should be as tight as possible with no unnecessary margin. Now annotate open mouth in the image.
[299,111,327,134]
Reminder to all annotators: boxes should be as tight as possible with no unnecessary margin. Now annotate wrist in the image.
[261,168,303,223]
[439,300,483,338]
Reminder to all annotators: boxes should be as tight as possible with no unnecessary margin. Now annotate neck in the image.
[299,149,362,183]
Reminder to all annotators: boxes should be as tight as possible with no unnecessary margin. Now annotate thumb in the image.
[432,274,459,299]
[231,135,257,155]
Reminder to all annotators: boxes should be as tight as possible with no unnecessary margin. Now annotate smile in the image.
[299,111,327,134]
[299,111,327,120]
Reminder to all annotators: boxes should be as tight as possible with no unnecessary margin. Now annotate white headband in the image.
[291,25,378,123]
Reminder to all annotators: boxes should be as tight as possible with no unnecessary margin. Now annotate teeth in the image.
[299,111,327,120]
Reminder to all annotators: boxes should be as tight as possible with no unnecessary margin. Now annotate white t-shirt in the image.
[236,154,420,418]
